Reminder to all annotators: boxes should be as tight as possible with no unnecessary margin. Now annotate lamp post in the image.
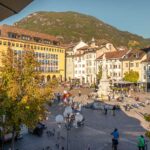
[55,106,83,150]
[56,106,73,150]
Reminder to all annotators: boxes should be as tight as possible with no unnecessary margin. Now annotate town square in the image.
[0,0,150,150]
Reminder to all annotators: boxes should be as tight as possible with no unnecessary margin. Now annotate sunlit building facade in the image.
[0,25,65,82]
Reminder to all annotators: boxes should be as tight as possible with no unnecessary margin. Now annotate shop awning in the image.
[113,80,132,84]
[0,0,33,21]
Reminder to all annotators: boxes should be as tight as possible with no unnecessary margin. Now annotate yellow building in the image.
[0,24,65,82]
[122,49,147,82]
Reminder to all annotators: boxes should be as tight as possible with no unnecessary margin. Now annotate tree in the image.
[128,40,140,49]
[0,48,52,150]
[144,114,150,138]
[96,65,102,83]
[123,70,139,83]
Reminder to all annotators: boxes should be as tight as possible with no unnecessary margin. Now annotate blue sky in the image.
[1,0,150,38]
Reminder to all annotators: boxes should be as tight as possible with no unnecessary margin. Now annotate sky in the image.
[1,0,150,38]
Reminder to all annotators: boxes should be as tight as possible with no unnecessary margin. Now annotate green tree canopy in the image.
[96,65,102,83]
[0,48,53,149]
[123,70,139,83]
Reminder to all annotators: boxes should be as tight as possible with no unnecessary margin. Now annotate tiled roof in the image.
[97,50,129,60]
[0,24,58,42]
[77,46,89,50]
[142,59,149,63]
[141,56,150,63]
[122,49,146,61]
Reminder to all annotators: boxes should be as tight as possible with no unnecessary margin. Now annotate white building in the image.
[66,40,88,81]
[96,50,129,82]
[74,39,98,85]
[66,39,118,85]
[141,47,150,91]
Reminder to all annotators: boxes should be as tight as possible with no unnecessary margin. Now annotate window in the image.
[144,66,146,70]
[20,44,23,48]
[144,75,146,79]
[136,53,139,58]
[110,65,112,69]
[136,62,139,67]
[0,40,2,45]
[130,63,134,67]
[8,32,17,38]
[12,43,15,47]
[8,42,11,46]
[16,43,19,47]
[3,41,7,45]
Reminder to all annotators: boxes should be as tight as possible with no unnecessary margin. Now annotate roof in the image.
[0,24,58,42]
[141,46,150,52]
[97,50,129,60]
[122,49,146,61]
[141,57,150,63]
[0,0,33,21]
[62,43,77,49]
[77,46,89,51]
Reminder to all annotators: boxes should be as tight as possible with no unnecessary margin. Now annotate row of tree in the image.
[0,48,54,150]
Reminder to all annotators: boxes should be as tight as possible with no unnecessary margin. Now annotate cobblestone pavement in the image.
[4,102,150,150]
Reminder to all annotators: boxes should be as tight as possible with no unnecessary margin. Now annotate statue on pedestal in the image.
[97,54,110,100]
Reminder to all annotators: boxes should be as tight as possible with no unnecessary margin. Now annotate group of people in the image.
[104,105,117,116]
[111,128,147,150]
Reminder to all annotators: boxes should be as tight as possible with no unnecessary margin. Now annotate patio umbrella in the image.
[0,0,33,21]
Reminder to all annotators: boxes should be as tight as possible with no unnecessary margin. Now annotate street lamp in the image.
[56,106,73,150]
[55,106,83,150]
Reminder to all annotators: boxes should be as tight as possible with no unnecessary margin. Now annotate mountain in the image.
[14,11,150,47]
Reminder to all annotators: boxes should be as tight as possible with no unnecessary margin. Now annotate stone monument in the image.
[97,54,110,100]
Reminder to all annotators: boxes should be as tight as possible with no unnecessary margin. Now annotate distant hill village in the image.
[0,24,150,90]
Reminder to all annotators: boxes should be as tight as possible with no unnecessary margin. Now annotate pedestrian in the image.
[104,105,108,115]
[112,105,116,116]
[57,131,60,140]
[111,128,119,150]
[61,146,64,150]
[86,144,91,150]
[57,92,61,103]
[137,135,145,150]
[108,94,111,101]
[78,90,81,96]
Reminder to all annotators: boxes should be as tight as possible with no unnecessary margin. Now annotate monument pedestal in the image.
[97,54,110,100]
[97,79,110,100]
